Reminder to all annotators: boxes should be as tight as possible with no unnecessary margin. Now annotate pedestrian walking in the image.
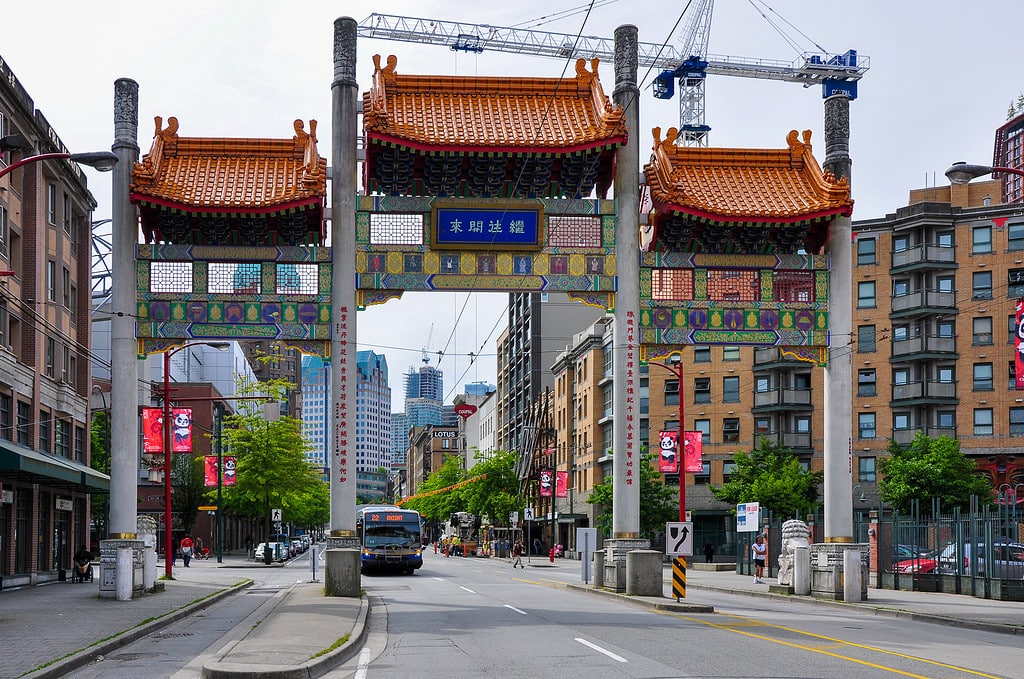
[751,534,767,583]
[511,539,525,568]
[180,534,194,568]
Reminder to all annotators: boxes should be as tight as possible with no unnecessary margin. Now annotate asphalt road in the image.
[345,550,1024,679]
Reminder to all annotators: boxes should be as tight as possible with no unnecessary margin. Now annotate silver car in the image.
[936,541,1024,578]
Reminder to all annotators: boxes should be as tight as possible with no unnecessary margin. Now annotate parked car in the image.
[892,549,937,574]
[888,544,929,572]
[291,540,304,555]
[935,541,1024,578]
[253,542,283,563]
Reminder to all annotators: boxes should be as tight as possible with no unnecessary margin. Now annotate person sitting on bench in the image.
[73,546,93,583]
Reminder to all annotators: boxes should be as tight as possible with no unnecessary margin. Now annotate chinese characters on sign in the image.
[433,205,542,248]
[625,311,636,485]
[336,306,349,483]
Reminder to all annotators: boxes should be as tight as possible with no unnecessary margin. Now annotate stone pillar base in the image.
[602,538,650,593]
[809,542,868,601]
[98,538,145,600]
[324,548,361,597]
[625,550,662,596]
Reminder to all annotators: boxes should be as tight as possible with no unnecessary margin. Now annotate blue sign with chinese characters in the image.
[433,203,543,249]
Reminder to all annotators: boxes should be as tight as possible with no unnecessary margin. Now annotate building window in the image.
[0,393,11,441]
[893,412,910,430]
[937,275,954,293]
[693,346,711,363]
[16,401,29,445]
[937,231,953,247]
[972,271,992,300]
[722,376,740,403]
[972,225,992,254]
[858,456,877,482]
[755,376,770,393]
[62,267,71,309]
[857,369,876,396]
[602,340,613,377]
[62,193,72,235]
[857,325,876,353]
[938,411,955,430]
[973,317,993,345]
[1010,223,1024,251]
[937,319,954,338]
[857,281,876,308]
[893,235,909,253]
[46,183,57,224]
[856,237,876,265]
[858,412,876,439]
[974,408,994,436]
[722,346,740,361]
[973,362,994,391]
[937,366,954,383]
[893,368,909,385]
[39,410,50,452]
[795,416,810,434]
[0,205,7,258]
[664,379,679,406]
[45,338,55,378]
[1011,314,1019,344]
[892,279,909,297]
[55,419,70,458]
[722,417,740,442]
[47,261,56,301]
[754,417,770,436]
[694,419,710,443]
[1011,407,1024,436]
[693,378,711,404]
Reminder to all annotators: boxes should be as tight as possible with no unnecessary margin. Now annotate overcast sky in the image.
[4,1,1021,402]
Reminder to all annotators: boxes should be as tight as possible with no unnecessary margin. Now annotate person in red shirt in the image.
[180,535,194,568]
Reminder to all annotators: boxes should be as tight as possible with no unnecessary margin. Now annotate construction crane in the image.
[422,323,434,364]
[356,2,868,147]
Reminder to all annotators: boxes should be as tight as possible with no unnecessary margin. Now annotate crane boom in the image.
[357,13,866,82]
[356,12,867,146]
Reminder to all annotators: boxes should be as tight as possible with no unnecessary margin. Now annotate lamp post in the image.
[162,341,229,578]
[214,402,225,564]
[0,134,118,180]
[648,354,686,521]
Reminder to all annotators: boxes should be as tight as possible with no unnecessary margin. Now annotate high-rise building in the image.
[993,110,1024,204]
[497,292,604,453]
[355,350,391,473]
[300,355,329,476]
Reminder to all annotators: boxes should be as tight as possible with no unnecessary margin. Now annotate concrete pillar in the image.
[625,550,662,596]
[843,547,862,602]
[822,93,854,543]
[115,548,133,601]
[592,551,605,588]
[329,17,359,538]
[793,545,810,596]
[324,549,361,597]
[108,78,140,540]
[611,23,641,539]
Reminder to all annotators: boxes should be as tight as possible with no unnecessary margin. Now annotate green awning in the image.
[0,441,110,492]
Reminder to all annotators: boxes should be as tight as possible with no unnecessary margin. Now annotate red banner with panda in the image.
[658,430,679,473]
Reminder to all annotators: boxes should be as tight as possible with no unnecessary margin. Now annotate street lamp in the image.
[944,161,1024,184]
[162,341,229,578]
[0,134,118,180]
[648,353,686,521]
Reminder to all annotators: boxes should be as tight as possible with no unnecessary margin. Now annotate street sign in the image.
[198,505,218,511]
[665,521,694,556]
[736,502,760,532]
[523,507,535,521]
[509,511,518,524]
[271,508,282,522]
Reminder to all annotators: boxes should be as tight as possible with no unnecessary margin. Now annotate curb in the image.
[201,595,371,679]
[22,579,253,679]
[566,583,714,613]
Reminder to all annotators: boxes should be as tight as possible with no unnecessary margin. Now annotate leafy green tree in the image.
[710,439,822,519]
[879,433,993,515]
[402,455,467,522]
[89,411,112,538]
[586,451,678,539]
[218,380,320,541]
[462,449,523,525]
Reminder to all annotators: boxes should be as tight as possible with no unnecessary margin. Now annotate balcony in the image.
[891,334,956,359]
[752,388,812,410]
[890,243,957,271]
[890,289,957,316]
[752,347,805,369]
[892,425,956,444]
[890,379,958,405]
[754,430,812,450]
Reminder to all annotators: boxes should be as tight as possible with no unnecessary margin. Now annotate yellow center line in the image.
[655,609,1003,679]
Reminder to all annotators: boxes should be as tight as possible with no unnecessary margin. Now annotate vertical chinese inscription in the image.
[335,306,349,483]
[625,310,636,485]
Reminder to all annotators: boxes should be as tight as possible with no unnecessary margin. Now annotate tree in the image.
[879,433,993,515]
[401,455,467,522]
[462,449,523,525]
[219,380,321,540]
[586,451,678,539]
[89,411,111,539]
[710,439,822,519]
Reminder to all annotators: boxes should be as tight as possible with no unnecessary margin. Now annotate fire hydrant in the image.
[549,547,555,563]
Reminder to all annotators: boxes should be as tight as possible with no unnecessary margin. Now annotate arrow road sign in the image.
[665,521,693,556]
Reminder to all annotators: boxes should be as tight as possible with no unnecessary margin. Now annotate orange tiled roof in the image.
[362,54,627,152]
[130,117,327,212]
[644,127,853,223]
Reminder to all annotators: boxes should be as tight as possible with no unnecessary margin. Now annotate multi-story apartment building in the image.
[994,110,1024,204]
[0,56,108,586]
[354,350,391,474]
[241,340,302,417]
[407,425,460,497]
[497,292,604,454]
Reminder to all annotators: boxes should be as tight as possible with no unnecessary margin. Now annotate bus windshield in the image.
[364,522,420,549]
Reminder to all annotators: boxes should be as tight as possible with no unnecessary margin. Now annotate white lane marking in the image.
[575,638,627,663]
[433,577,444,581]
[353,646,372,679]
[459,586,476,593]
[504,604,527,615]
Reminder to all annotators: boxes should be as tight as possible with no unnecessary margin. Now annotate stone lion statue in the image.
[777,518,811,586]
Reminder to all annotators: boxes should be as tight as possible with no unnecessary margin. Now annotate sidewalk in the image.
[4,553,1022,679]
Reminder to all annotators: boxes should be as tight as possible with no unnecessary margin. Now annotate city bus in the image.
[355,505,423,574]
